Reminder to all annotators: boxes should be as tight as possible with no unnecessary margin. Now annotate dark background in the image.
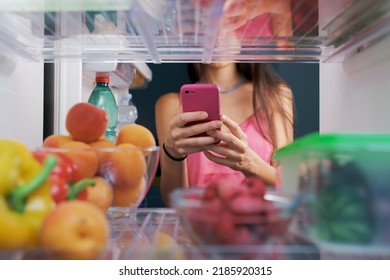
[131,63,319,207]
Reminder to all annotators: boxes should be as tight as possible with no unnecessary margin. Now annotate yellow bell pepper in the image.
[0,141,21,195]
[0,139,57,249]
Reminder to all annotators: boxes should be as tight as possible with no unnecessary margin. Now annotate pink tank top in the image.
[234,14,273,38]
[187,113,273,187]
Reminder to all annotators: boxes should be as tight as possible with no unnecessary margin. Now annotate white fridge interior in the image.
[320,45,390,133]
[0,0,389,143]
[0,0,389,260]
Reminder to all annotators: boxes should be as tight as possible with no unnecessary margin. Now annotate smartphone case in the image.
[180,83,221,137]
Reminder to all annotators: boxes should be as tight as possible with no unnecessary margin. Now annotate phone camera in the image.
[185,90,189,94]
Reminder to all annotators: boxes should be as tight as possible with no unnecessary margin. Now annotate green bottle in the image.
[88,73,118,142]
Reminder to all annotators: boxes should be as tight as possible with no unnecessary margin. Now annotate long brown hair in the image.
[187,63,295,149]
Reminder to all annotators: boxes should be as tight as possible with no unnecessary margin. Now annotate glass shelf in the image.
[0,0,388,63]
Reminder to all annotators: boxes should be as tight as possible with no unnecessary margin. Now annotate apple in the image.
[39,200,110,260]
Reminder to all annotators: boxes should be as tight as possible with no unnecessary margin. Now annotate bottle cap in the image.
[95,74,110,83]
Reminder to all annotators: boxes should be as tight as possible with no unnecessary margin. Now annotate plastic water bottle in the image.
[116,92,138,133]
[116,92,145,207]
[88,73,118,142]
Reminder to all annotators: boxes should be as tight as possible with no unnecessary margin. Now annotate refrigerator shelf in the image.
[106,208,390,260]
[0,0,388,63]
[2,208,389,260]
[107,208,322,260]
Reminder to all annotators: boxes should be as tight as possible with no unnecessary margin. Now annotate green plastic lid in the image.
[273,132,390,160]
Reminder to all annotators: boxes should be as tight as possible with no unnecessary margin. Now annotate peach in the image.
[153,232,185,260]
[116,124,156,148]
[89,138,115,149]
[85,176,114,212]
[112,177,146,207]
[39,200,110,260]
[43,134,73,148]
[99,143,146,188]
[89,138,115,165]
[66,102,108,143]
[60,141,99,179]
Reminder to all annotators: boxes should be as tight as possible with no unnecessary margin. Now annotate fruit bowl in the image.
[169,180,296,248]
[35,144,160,215]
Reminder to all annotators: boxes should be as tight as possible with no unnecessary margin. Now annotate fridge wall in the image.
[0,61,43,149]
[320,36,390,133]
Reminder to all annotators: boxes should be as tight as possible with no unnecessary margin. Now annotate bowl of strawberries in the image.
[170,177,297,258]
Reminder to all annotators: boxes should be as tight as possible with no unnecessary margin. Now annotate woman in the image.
[155,63,294,205]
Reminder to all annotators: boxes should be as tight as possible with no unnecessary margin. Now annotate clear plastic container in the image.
[273,133,390,258]
[116,93,138,133]
[117,209,321,260]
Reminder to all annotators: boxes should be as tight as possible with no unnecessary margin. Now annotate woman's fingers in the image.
[206,130,242,151]
[165,133,218,158]
[203,150,237,169]
[204,143,242,161]
[206,115,247,152]
[177,135,221,149]
[173,111,208,128]
[171,112,223,140]
[164,110,224,159]
[220,114,247,140]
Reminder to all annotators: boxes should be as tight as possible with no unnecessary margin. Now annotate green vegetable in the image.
[312,160,373,244]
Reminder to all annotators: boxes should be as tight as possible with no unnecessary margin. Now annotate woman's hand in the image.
[220,0,292,34]
[163,111,223,159]
[202,114,261,176]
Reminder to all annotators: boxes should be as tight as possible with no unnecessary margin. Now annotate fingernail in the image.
[202,112,208,119]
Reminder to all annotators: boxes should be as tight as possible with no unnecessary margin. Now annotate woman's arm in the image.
[155,93,189,206]
[155,93,223,205]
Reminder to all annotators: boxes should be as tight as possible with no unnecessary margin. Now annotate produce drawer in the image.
[107,208,321,260]
[2,206,388,260]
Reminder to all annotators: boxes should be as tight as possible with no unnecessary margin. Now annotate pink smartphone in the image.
[180,83,221,137]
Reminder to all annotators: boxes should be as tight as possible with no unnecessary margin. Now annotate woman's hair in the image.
[187,63,295,149]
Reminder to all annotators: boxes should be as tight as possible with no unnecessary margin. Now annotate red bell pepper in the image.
[33,151,95,203]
